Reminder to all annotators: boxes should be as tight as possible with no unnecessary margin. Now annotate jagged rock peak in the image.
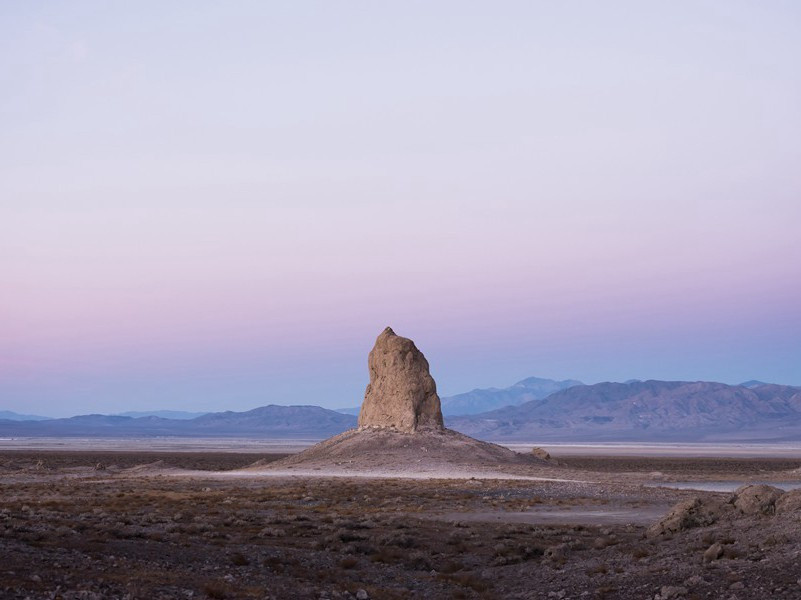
[357,327,445,433]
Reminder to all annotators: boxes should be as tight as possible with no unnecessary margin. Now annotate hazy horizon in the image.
[4,374,799,420]
[3,2,800,417]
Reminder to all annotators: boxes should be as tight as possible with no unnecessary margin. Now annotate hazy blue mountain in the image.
[0,405,356,438]
[335,376,583,417]
[189,405,356,435]
[0,410,50,421]
[739,380,772,389]
[440,376,583,416]
[0,410,52,421]
[448,380,801,442]
[115,410,209,420]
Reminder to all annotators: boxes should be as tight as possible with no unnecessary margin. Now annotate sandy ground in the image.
[3,449,801,599]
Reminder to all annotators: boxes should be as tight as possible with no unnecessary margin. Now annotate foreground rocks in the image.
[646,496,731,537]
[733,483,784,515]
[4,452,801,599]
[358,327,445,433]
[648,483,792,538]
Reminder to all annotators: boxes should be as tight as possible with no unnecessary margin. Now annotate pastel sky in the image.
[2,2,800,417]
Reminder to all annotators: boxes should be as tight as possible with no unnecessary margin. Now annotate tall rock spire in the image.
[357,327,445,433]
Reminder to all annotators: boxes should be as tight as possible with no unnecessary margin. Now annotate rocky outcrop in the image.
[263,327,554,476]
[357,327,444,433]
[646,496,731,537]
[648,484,788,538]
[732,484,784,515]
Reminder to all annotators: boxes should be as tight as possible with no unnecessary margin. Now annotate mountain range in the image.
[3,377,801,442]
[0,410,52,421]
[447,380,801,442]
[0,405,356,439]
[440,376,584,415]
[115,410,209,420]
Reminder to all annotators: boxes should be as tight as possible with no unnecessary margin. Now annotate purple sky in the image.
[2,2,800,417]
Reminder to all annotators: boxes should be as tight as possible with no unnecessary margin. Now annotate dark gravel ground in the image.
[2,452,801,599]
[0,451,289,472]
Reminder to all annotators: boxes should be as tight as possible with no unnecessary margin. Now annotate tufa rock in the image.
[358,327,444,433]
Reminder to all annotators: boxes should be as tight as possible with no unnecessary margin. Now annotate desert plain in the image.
[3,444,801,600]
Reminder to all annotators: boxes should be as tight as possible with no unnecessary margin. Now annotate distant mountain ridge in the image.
[0,410,52,421]
[336,376,584,417]
[440,376,583,415]
[0,405,356,438]
[115,410,209,420]
[447,380,801,442]
[3,378,801,442]
[739,380,772,389]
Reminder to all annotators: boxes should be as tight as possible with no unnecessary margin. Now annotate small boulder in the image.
[647,497,728,537]
[531,447,551,460]
[543,543,567,562]
[703,542,723,562]
[732,484,784,516]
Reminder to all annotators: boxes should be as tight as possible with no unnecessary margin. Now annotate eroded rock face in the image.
[357,327,444,433]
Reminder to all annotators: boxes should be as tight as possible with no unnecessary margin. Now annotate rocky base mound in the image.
[251,427,554,476]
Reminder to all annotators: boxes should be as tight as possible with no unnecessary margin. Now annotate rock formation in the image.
[357,327,444,433]
[263,327,552,476]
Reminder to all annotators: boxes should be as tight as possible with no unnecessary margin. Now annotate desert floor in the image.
[3,450,801,599]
